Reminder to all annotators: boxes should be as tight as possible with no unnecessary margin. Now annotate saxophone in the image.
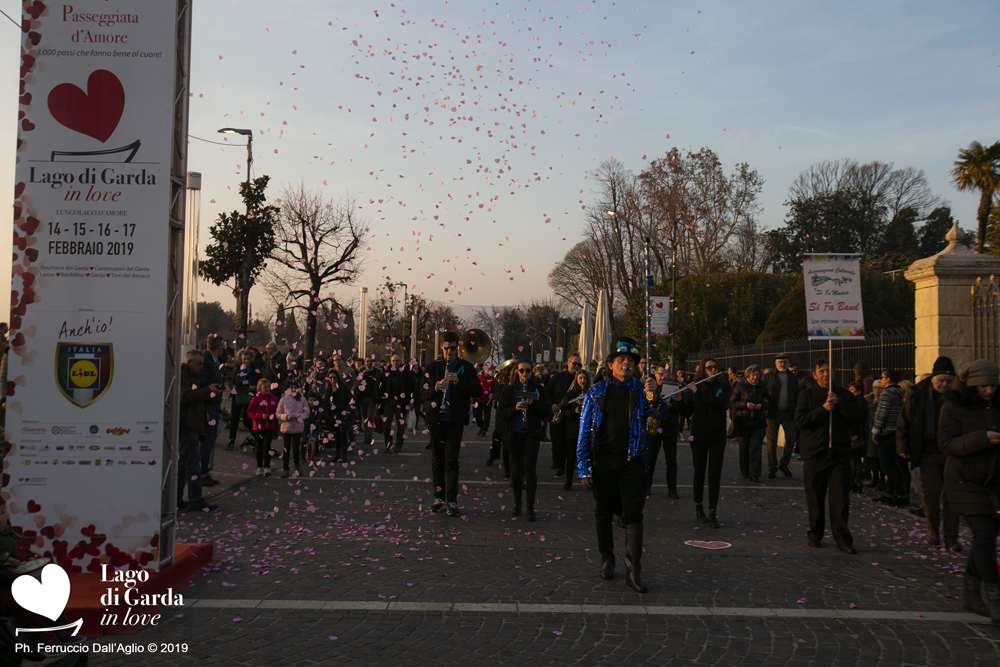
[646,377,660,435]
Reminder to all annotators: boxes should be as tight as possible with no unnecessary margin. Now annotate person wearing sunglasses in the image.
[498,360,555,520]
[688,357,731,528]
[577,337,663,593]
[422,332,483,517]
[548,355,584,478]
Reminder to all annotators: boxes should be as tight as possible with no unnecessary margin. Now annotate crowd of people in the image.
[174,334,1000,625]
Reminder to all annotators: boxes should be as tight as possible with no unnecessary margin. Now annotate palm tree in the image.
[950,140,1000,253]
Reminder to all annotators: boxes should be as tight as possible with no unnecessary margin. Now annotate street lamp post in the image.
[217,127,254,341]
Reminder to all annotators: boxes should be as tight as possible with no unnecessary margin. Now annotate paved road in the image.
[81,427,998,665]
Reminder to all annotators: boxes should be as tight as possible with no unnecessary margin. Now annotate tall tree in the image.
[916,206,957,257]
[267,185,370,362]
[768,190,887,272]
[199,176,279,345]
[788,159,939,220]
[637,147,764,275]
[950,140,1000,253]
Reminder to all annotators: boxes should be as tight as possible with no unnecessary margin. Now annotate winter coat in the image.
[762,369,799,417]
[731,380,770,430]
[247,393,279,432]
[794,383,862,460]
[277,393,311,434]
[938,387,1000,518]
[180,362,213,435]
[421,357,482,426]
[872,384,904,436]
[690,376,731,442]
[896,377,946,468]
[378,367,416,414]
[497,380,553,440]
[577,377,665,478]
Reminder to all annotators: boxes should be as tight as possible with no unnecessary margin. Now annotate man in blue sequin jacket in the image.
[577,337,665,593]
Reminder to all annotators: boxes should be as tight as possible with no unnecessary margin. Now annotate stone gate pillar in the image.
[905,224,1000,375]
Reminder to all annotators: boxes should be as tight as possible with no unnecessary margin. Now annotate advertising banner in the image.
[649,296,670,335]
[6,1,178,571]
[802,254,865,340]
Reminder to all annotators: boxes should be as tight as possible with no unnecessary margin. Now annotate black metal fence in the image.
[686,328,915,388]
[972,275,999,363]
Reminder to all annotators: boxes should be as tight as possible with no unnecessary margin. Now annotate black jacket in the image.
[200,350,223,407]
[548,370,575,405]
[377,366,416,413]
[794,383,862,460]
[497,380,554,440]
[421,357,482,425]
[762,369,799,417]
[731,380,770,429]
[690,377,731,442]
[180,362,213,435]
[938,386,1000,517]
[896,377,946,468]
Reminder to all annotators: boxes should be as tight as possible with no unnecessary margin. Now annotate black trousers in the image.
[564,419,580,485]
[765,410,795,472]
[803,454,853,547]
[646,431,678,491]
[383,405,407,449]
[738,425,765,479]
[920,460,959,540]
[430,421,464,503]
[474,400,492,432]
[592,455,646,525]
[691,438,726,509]
[281,432,301,468]
[509,431,541,507]
[551,419,568,469]
[964,515,1000,585]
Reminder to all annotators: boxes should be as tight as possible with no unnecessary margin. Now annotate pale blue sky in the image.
[2,0,997,322]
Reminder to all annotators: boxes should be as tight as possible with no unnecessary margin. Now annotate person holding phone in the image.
[938,359,1000,626]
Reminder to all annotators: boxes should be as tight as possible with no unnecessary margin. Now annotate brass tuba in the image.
[459,328,493,366]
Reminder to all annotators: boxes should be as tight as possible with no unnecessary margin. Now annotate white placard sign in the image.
[649,296,670,335]
[802,254,865,340]
[6,1,178,571]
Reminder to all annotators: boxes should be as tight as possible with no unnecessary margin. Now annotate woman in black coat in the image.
[497,360,554,520]
[731,365,769,483]
[556,370,592,492]
[689,358,731,528]
[938,359,1000,626]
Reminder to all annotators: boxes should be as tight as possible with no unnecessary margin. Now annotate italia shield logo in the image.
[55,343,113,408]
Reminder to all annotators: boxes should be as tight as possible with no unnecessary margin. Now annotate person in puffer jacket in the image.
[938,359,1000,627]
[277,381,311,478]
[247,379,279,476]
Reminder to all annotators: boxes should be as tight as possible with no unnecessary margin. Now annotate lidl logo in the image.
[55,343,113,408]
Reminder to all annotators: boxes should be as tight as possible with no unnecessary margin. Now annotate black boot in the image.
[596,520,615,580]
[986,584,1000,627]
[963,575,990,617]
[696,504,709,523]
[709,510,720,529]
[624,523,648,593]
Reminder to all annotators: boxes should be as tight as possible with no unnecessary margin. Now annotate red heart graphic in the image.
[55,273,60,277]
[684,540,731,549]
[21,119,35,132]
[106,273,111,277]
[47,70,125,143]
[655,302,664,309]
[14,182,24,199]
[81,524,96,537]
[26,500,41,513]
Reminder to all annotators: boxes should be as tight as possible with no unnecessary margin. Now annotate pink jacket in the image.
[277,394,310,434]
[247,393,279,432]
